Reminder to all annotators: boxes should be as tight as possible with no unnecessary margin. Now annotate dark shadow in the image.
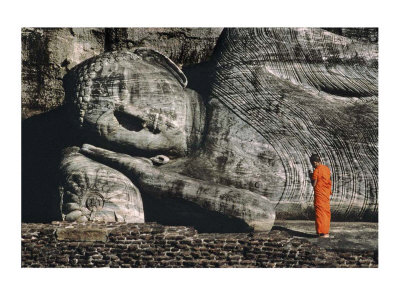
[142,194,253,234]
[272,225,318,238]
[183,61,214,100]
[22,106,82,222]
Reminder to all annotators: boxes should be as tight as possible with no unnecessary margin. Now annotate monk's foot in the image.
[318,233,330,238]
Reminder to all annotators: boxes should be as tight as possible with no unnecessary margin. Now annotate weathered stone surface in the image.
[163,97,285,204]
[198,28,378,220]
[323,28,378,43]
[56,227,108,242]
[23,28,378,229]
[63,49,206,157]
[104,28,223,66]
[59,147,144,223]
[150,28,377,222]
[62,48,275,231]
[22,28,223,118]
[80,144,275,232]
[22,28,106,119]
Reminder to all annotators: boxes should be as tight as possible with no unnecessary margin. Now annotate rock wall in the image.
[22,28,106,119]
[323,28,378,43]
[21,222,377,268]
[22,28,223,119]
[104,28,223,65]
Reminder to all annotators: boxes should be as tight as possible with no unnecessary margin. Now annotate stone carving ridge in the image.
[207,28,378,219]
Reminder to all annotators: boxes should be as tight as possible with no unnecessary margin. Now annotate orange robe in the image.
[312,164,332,234]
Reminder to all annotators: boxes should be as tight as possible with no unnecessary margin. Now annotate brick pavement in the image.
[21,221,378,268]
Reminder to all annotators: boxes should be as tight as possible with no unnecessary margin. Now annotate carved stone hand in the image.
[79,143,275,231]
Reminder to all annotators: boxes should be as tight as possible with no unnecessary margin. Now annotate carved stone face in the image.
[64,49,205,157]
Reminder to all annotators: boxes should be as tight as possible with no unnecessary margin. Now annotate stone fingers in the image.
[80,144,136,171]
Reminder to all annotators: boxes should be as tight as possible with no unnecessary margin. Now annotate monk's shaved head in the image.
[310,153,321,164]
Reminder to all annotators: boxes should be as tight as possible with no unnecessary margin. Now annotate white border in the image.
[2,0,399,298]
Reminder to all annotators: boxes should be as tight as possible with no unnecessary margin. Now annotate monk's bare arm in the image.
[311,168,319,188]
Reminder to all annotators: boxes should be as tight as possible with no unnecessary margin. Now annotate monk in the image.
[310,154,332,238]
